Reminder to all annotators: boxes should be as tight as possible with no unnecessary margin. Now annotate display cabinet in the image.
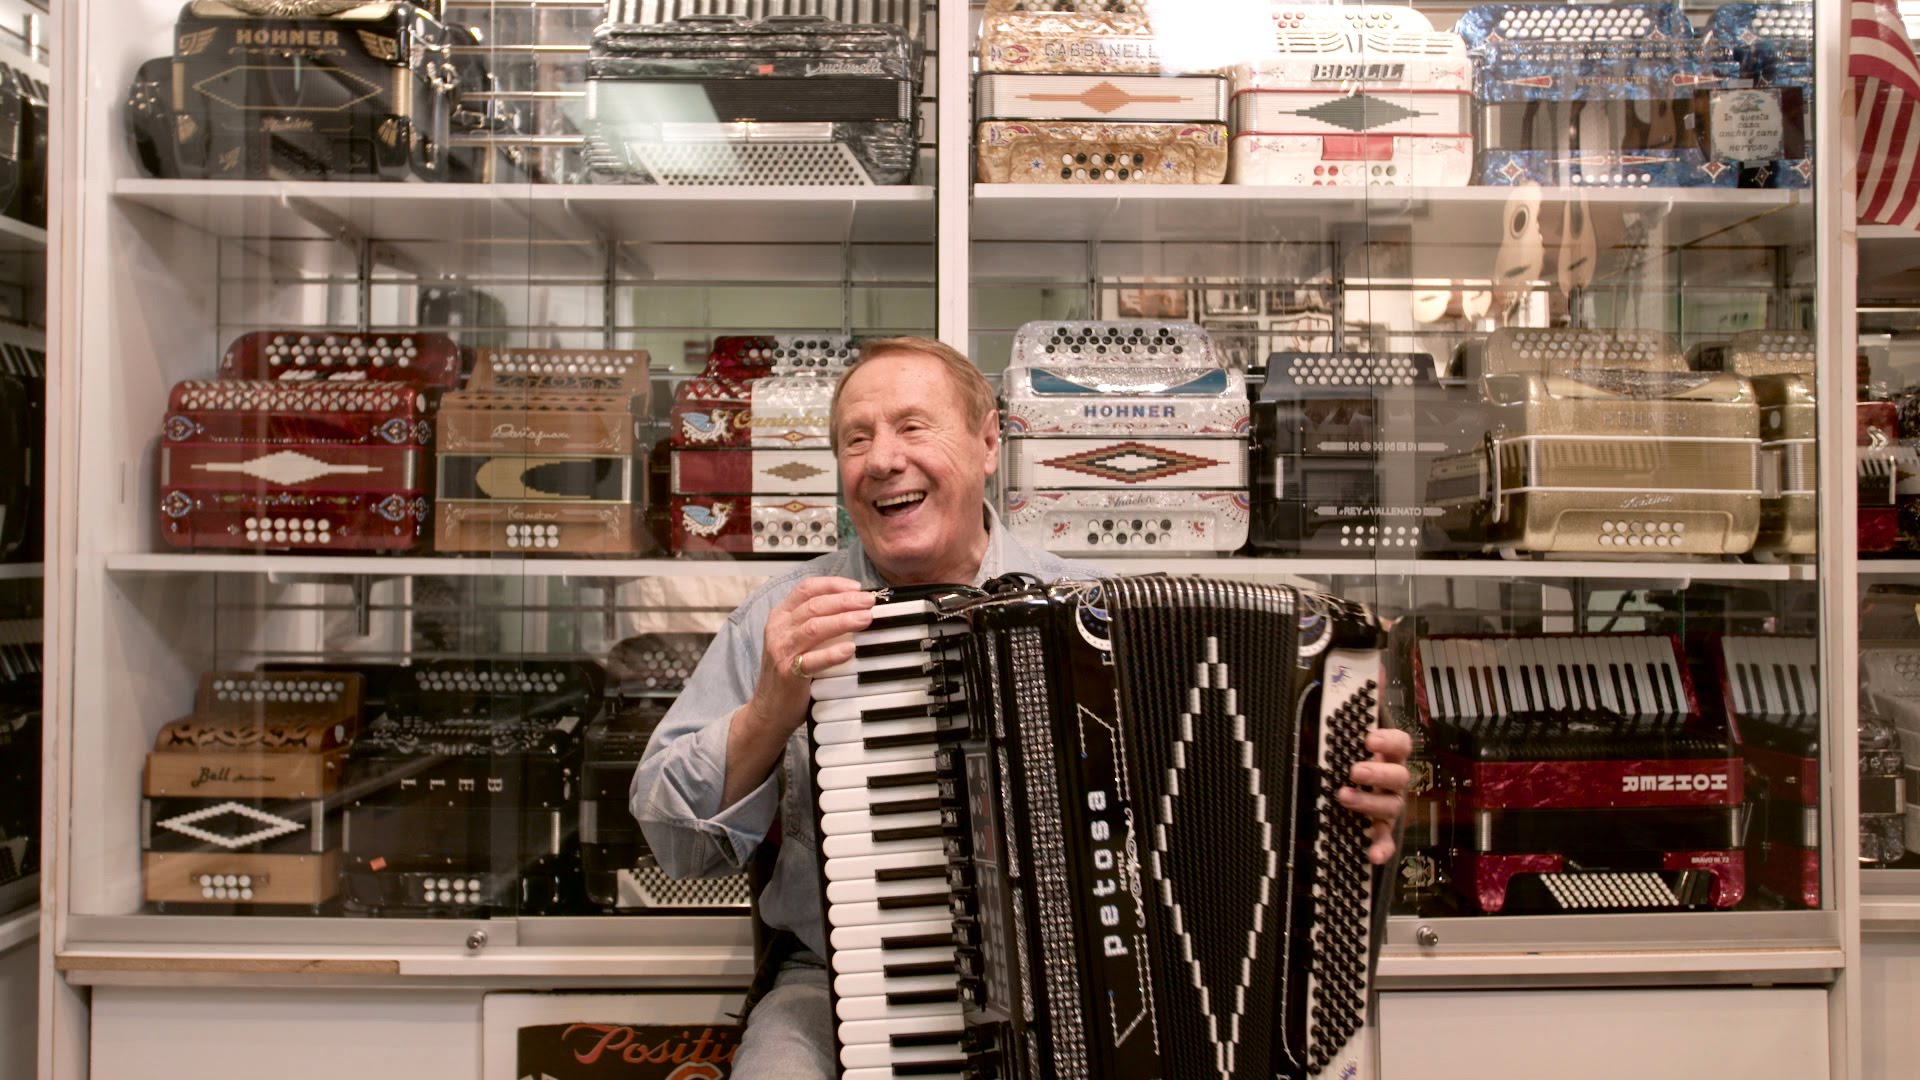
[42,1,1872,1078]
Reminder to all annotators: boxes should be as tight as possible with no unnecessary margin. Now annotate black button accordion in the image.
[340,659,605,916]
[806,578,1388,1079]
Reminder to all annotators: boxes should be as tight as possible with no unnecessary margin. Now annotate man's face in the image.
[834,352,999,581]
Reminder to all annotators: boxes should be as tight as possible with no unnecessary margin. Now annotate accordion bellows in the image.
[433,348,653,556]
[1002,320,1249,554]
[1431,329,1763,557]
[976,2,1229,184]
[586,13,922,186]
[127,0,463,181]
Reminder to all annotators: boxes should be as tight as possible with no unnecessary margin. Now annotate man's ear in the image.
[980,408,1001,477]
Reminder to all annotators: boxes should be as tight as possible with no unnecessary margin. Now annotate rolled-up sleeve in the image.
[629,604,781,877]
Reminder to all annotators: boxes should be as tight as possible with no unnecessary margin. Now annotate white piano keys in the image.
[812,716,940,746]
[821,848,949,882]
[819,783,941,813]
[837,1012,965,1046]
[829,893,953,926]
[816,738,944,769]
[840,1039,967,1070]
[834,970,961,1000]
[833,994,963,1022]
[812,669,957,701]
[821,830,945,860]
[844,1068,964,1080]
[830,944,957,974]
[820,808,943,837]
[812,687,960,725]
[827,875,952,906]
[816,758,938,790]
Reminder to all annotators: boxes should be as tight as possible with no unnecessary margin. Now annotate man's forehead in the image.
[837,353,961,414]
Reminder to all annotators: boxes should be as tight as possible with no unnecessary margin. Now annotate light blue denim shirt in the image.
[629,505,1082,957]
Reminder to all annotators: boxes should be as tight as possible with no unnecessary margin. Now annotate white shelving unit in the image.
[42,1,1873,1079]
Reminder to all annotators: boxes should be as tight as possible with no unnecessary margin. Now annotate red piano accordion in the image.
[1413,633,1744,915]
[434,347,652,555]
[159,331,461,552]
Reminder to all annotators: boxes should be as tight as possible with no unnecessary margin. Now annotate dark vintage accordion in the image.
[806,579,1386,1079]
[582,694,751,911]
[1860,646,1920,863]
[340,659,604,916]
[1430,329,1762,557]
[0,341,44,563]
[126,0,470,182]
[159,331,461,552]
[0,60,47,226]
[586,11,922,185]
[1456,3,1739,188]
[142,671,364,910]
[976,0,1228,185]
[1414,633,1745,915]
[434,347,653,556]
[1251,351,1481,556]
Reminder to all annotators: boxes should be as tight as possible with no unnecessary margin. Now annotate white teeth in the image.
[876,492,926,508]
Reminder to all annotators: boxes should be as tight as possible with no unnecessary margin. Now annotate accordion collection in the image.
[1413,633,1745,915]
[1251,351,1481,556]
[583,694,751,911]
[1001,320,1251,556]
[1456,4,1738,188]
[159,332,461,552]
[1230,7,1474,188]
[434,348,653,556]
[126,1,472,182]
[1703,3,1814,189]
[142,672,364,910]
[340,659,603,916]
[1860,647,1920,864]
[975,0,1229,185]
[586,12,922,186]
[669,336,849,557]
[805,578,1387,1079]
[1430,329,1762,558]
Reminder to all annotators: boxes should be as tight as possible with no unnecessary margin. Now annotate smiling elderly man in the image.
[631,336,1414,1078]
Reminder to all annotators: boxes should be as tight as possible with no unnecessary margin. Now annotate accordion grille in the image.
[631,140,875,185]
[1106,577,1300,1080]
[1497,438,1760,492]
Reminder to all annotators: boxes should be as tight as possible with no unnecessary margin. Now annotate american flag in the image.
[1856,0,1920,228]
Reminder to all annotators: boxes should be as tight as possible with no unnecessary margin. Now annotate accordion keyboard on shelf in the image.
[142,672,364,911]
[0,341,43,562]
[1414,633,1745,914]
[586,11,922,186]
[1708,636,1839,906]
[125,0,469,181]
[340,660,604,916]
[160,331,462,553]
[1690,331,1816,558]
[583,694,750,910]
[1704,3,1813,189]
[669,336,850,557]
[888,577,1386,1079]
[975,0,1228,185]
[1429,328,1762,557]
[1456,3,1737,188]
[1860,646,1920,862]
[1229,8,1474,188]
[1859,401,1900,555]
[1001,320,1250,556]
[434,347,653,555]
[1251,351,1481,556]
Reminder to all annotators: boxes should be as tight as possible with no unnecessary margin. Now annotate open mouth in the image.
[874,491,926,518]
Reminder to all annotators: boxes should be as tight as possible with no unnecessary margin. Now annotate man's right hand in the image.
[722,577,876,809]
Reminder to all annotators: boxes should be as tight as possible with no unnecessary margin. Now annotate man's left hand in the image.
[1338,728,1413,866]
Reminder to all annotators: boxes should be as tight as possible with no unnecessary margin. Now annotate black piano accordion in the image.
[1413,633,1745,915]
[340,659,605,916]
[126,1,468,182]
[585,10,922,185]
[0,61,44,226]
[1252,351,1481,556]
[805,578,1387,1080]
[582,693,751,911]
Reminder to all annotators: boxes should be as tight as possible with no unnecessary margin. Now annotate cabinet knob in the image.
[1415,925,1440,948]
[466,928,489,952]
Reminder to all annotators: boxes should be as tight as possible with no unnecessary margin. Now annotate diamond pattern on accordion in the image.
[155,800,306,850]
[1037,441,1229,484]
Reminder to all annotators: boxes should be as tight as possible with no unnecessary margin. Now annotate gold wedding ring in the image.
[790,653,807,679]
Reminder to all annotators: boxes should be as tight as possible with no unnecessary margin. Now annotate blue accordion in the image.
[1704,3,1814,188]
[1457,3,1739,188]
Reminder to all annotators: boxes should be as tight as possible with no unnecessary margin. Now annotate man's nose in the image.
[864,429,905,475]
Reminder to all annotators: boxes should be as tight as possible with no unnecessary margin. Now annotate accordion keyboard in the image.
[1418,635,1690,725]
[811,592,973,1078]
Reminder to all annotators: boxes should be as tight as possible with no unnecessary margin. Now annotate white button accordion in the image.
[808,587,979,1080]
[1001,320,1250,555]
[1229,7,1473,188]
[1413,633,1745,915]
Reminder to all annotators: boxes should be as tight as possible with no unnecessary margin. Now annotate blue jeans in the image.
[732,951,833,1079]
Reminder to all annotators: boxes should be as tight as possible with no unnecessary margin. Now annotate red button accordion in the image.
[159,331,461,552]
[1413,633,1744,914]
